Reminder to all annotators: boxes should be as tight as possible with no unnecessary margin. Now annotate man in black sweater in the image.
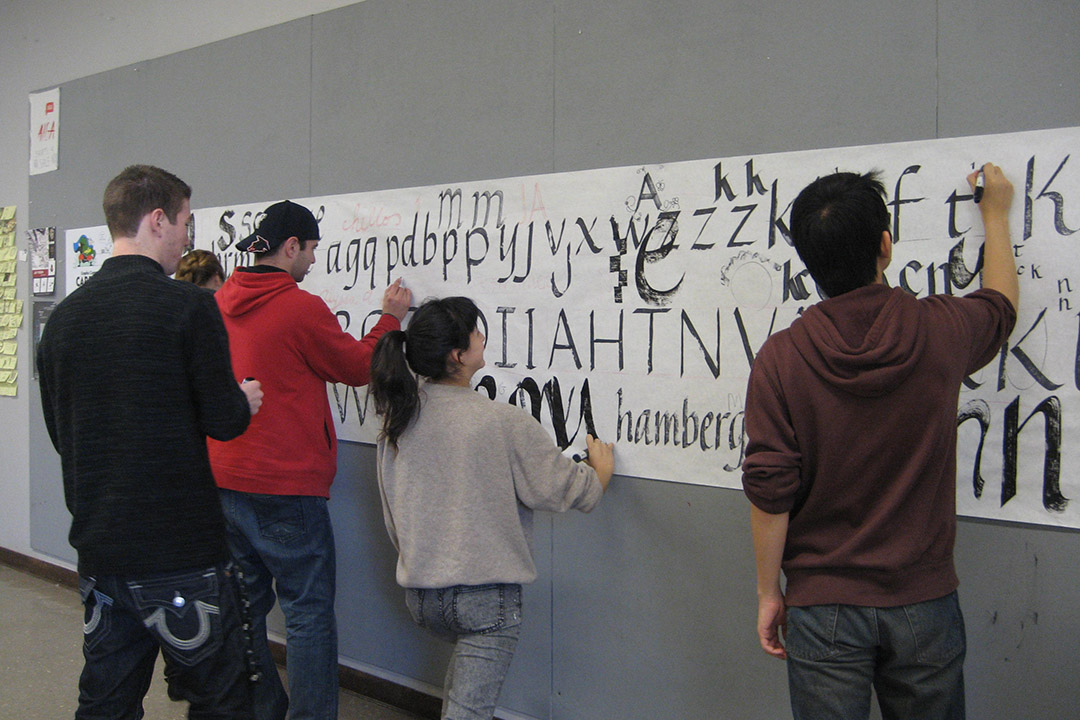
[37,165,264,718]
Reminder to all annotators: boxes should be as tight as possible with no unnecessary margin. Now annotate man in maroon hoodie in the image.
[207,200,411,720]
[742,165,1017,720]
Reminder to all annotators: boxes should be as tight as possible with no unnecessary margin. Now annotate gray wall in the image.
[24,1,1080,719]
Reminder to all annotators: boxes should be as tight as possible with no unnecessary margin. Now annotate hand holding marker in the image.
[973,167,985,203]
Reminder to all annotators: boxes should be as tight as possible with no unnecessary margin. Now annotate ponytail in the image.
[370,330,418,448]
[369,297,480,449]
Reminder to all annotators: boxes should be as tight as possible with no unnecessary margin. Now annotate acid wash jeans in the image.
[785,590,967,720]
[406,583,523,720]
[76,561,255,719]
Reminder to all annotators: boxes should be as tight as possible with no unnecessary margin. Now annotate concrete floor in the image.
[0,562,425,719]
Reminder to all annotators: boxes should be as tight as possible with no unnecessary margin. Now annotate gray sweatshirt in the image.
[375,381,603,588]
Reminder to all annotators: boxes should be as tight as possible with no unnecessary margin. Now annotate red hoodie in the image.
[208,268,399,497]
[742,285,1015,606]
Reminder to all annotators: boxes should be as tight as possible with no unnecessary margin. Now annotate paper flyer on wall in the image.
[29,88,60,175]
[64,226,113,295]
[28,227,56,295]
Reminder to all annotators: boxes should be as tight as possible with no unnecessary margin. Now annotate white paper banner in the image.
[170,126,1074,529]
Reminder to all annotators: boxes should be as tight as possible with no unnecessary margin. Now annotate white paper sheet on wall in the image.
[119,125,1077,529]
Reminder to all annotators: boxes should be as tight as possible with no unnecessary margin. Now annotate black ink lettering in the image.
[948,237,982,291]
[525,308,536,369]
[945,190,973,239]
[472,190,504,228]
[888,166,924,245]
[1010,308,1064,390]
[727,205,756,247]
[217,210,237,251]
[635,211,683,306]
[724,410,746,471]
[714,162,736,202]
[384,235,400,285]
[496,307,516,369]
[442,229,458,281]
[1026,155,1078,241]
[473,375,497,400]
[589,310,624,371]
[633,308,671,373]
[424,214,438,266]
[497,223,533,284]
[899,260,924,295]
[465,227,488,283]
[575,217,603,254]
[680,310,721,379]
[745,159,767,196]
[734,307,778,369]
[768,180,793,249]
[439,188,463,229]
[546,220,572,298]
[362,237,378,290]
[401,214,420,267]
[1002,395,1068,511]
[691,207,717,250]
[549,309,582,369]
[634,173,663,213]
[783,260,813,302]
[957,399,992,498]
[514,377,595,448]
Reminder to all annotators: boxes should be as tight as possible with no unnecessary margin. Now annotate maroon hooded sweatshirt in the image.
[742,284,1015,607]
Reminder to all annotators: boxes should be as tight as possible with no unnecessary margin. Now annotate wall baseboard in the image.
[0,546,442,719]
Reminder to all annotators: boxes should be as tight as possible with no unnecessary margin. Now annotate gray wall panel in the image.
[955,520,1080,719]
[938,0,1080,137]
[310,0,556,194]
[551,480,786,720]
[552,0,938,171]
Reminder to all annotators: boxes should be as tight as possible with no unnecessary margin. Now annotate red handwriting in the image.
[342,204,402,234]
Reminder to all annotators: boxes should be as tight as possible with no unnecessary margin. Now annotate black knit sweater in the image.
[37,255,251,576]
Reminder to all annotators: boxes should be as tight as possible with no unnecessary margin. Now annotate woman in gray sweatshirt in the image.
[369,296,614,720]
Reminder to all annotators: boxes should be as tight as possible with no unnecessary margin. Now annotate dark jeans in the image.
[219,489,339,720]
[76,562,255,719]
[786,591,966,720]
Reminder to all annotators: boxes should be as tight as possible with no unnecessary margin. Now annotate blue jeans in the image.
[219,489,338,720]
[406,584,523,720]
[785,591,966,720]
[76,562,255,719]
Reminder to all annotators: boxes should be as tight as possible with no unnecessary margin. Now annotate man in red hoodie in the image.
[208,200,411,720]
[742,165,1018,720]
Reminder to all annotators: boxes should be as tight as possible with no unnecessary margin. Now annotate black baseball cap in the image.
[236,200,320,253]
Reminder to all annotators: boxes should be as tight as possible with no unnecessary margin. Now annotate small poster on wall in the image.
[28,227,56,295]
[29,88,60,175]
[64,225,113,295]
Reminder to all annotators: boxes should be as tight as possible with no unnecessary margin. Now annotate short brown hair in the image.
[103,165,191,239]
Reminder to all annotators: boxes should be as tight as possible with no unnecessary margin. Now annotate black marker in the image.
[973,169,985,204]
[571,449,589,463]
[242,377,255,384]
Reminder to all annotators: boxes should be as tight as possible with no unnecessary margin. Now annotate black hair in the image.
[789,171,890,298]
[369,296,480,448]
